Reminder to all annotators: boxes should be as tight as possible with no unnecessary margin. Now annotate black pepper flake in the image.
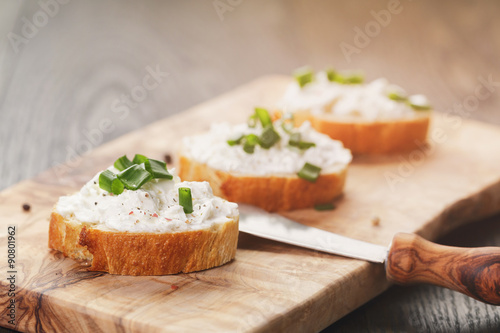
[164,153,173,164]
[22,203,31,212]
[95,202,98,205]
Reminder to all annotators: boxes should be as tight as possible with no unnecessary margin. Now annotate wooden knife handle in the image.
[385,233,500,305]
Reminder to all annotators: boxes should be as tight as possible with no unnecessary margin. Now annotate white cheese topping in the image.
[55,169,238,233]
[280,72,427,121]
[182,121,352,176]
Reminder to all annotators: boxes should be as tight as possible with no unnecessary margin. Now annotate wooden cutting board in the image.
[1,76,500,333]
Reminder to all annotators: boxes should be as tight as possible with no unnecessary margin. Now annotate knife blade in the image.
[238,204,500,306]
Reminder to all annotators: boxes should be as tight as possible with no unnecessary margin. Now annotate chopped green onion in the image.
[259,126,281,149]
[227,134,244,146]
[314,203,336,211]
[293,67,315,88]
[297,162,322,183]
[281,122,294,134]
[281,113,295,133]
[325,68,338,82]
[117,165,153,190]
[99,170,124,195]
[255,107,272,128]
[408,94,431,111]
[247,114,257,128]
[289,132,301,146]
[114,155,134,171]
[342,72,364,84]
[387,91,408,102]
[331,71,364,84]
[147,159,173,179]
[243,134,259,154]
[289,132,316,150]
[179,187,193,214]
[132,154,149,165]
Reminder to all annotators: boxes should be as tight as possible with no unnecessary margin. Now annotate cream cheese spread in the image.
[55,168,238,233]
[182,121,352,176]
[280,72,428,121]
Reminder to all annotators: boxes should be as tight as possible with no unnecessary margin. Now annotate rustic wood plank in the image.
[1,76,500,332]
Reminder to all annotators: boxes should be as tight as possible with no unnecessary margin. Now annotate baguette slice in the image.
[178,155,348,212]
[48,211,238,275]
[281,71,432,154]
[293,110,430,154]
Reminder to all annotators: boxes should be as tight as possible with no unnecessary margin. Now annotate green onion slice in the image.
[281,113,295,133]
[297,162,322,183]
[114,155,134,171]
[314,203,336,211]
[117,165,153,190]
[293,67,315,88]
[387,91,407,102]
[289,132,316,150]
[132,154,149,165]
[342,72,364,84]
[259,126,281,149]
[289,132,301,146]
[227,134,244,146]
[243,134,259,154]
[147,159,173,179]
[408,95,431,111]
[179,187,193,214]
[247,114,257,128]
[99,170,124,195]
[255,107,272,128]
[331,71,364,85]
[325,68,337,82]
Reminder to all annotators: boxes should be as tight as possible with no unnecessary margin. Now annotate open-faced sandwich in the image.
[278,67,432,154]
[178,108,352,212]
[49,154,239,275]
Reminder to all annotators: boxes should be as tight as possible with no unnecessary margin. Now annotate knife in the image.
[238,204,500,306]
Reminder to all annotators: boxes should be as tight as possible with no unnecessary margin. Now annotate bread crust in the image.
[178,155,348,212]
[48,212,238,275]
[293,110,431,154]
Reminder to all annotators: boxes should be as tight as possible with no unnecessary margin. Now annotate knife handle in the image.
[385,233,500,305]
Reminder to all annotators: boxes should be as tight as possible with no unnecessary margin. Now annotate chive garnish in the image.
[132,154,149,165]
[387,91,407,102]
[255,107,272,128]
[297,162,322,183]
[227,134,244,146]
[99,170,124,195]
[289,132,316,150]
[247,114,257,128]
[114,155,134,171]
[342,72,364,84]
[293,67,315,88]
[117,165,153,190]
[325,68,337,82]
[408,95,431,111]
[99,154,175,194]
[243,134,259,154]
[147,159,173,179]
[314,203,336,211]
[179,187,193,214]
[259,126,281,149]
[329,70,364,84]
[289,132,301,146]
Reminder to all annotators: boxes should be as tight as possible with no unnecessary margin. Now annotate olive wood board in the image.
[1,76,500,333]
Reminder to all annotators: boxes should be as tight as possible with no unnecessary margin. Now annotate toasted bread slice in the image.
[293,110,430,154]
[280,71,432,154]
[49,211,238,275]
[178,155,348,212]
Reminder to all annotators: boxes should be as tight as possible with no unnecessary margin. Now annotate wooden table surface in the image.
[1,1,499,332]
